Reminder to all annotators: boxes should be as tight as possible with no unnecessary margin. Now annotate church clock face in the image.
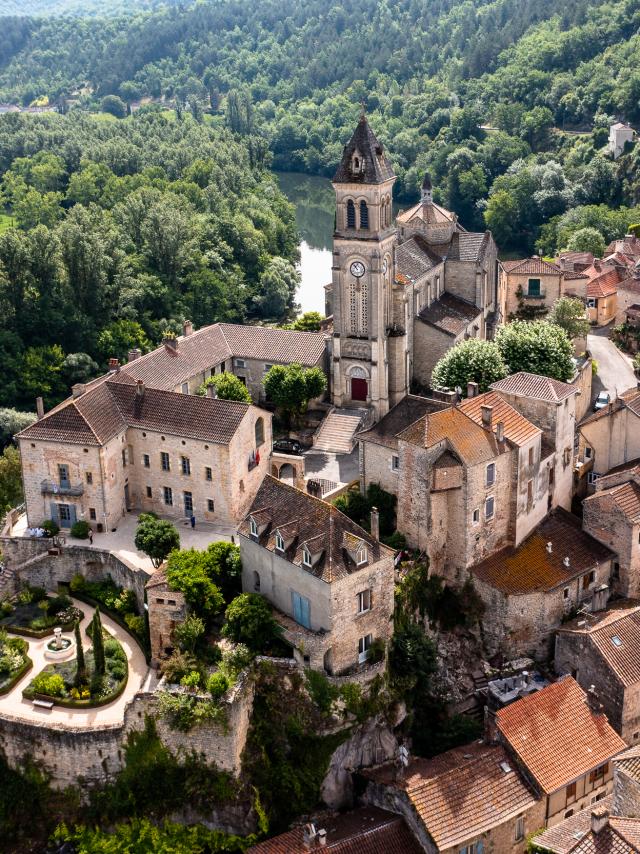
[350,261,365,278]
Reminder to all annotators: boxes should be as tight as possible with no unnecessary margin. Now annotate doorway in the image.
[351,377,368,401]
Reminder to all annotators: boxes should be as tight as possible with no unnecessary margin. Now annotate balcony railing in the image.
[41,480,84,497]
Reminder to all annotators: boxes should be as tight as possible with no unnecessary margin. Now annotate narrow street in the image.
[587,328,637,408]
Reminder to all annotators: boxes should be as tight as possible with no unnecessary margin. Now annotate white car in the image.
[594,391,611,411]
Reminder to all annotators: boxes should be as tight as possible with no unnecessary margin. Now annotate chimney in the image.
[71,383,85,399]
[183,319,193,337]
[481,405,493,431]
[496,421,505,443]
[546,541,553,553]
[207,384,217,399]
[370,507,380,542]
[128,348,141,362]
[302,824,316,850]
[317,829,327,847]
[36,396,44,420]
[587,684,603,715]
[591,808,609,835]
[563,556,570,567]
[467,381,479,399]
[163,334,178,353]
[136,380,145,398]
[108,357,120,372]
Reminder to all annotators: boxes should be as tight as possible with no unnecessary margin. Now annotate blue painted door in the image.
[292,591,310,629]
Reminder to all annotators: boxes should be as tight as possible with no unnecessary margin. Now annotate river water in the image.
[276,171,334,314]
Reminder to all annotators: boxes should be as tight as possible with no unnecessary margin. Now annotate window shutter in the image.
[50,503,59,524]
[69,505,77,525]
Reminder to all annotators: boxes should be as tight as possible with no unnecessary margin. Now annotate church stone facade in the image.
[328,116,500,420]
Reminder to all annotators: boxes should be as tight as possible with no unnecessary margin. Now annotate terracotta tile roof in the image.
[397,199,456,225]
[395,234,444,282]
[120,322,325,391]
[357,395,447,449]
[536,799,640,853]
[333,115,395,185]
[418,292,480,337]
[559,604,640,686]
[605,237,640,259]
[238,476,393,583]
[533,796,613,853]
[557,251,595,268]
[470,508,614,594]
[567,824,640,854]
[491,372,577,403]
[247,807,421,854]
[496,677,626,794]
[587,269,620,299]
[502,258,562,275]
[563,271,590,281]
[398,406,501,466]
[585,481,640,524]
[18,377,252,445]
[459,390,542,446]
[620,387,640,418]
[363,741,539,850]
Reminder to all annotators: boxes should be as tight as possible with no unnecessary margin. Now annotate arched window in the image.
[255,417,264,447]
[253,570,261,592]
[346,199,356,228]
[360,200,369,229]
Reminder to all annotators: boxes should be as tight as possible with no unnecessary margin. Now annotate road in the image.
[587,329,637,407]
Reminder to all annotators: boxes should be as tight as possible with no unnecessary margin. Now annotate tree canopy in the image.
[431,339,508,395]
[495,320,575,382]
[134,513,180,569]
[263,362,326,424]
[197,372,251,402]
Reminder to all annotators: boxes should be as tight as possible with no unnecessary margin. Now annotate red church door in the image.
[351,378,368,401]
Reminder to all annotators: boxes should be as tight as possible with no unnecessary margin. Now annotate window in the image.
[143,454,150,468]
[566,781,576,801]
[275,532,285,552]
[549,465,555,486]
[357,589,371,613]
[529,447,534,466]
[358,634,372,664]
[563,587,570,600]
[359,200,369,229]
[207,499,214,512]
[356,546,368,566]
[183,492,193,517]
[587,298,596,308]
[302,548,312,567]
[585,447,592,459]
[527,480,533,506]
[589,763,609,783]
[181,456,191,476]
[255,417,265,447]
[205,466,212,481]
[613,561,620,579]
[122,449,127,467]
[253,571,260,592]
[485,497,495,520]
[588,471,598,485]
[86,471,93,484]
[58,464,70,488]
[472,508,480,524]
[458,845,483,854]
[145,485,152,498]
[515,816,525,842]
[391,455,400,471]
[163,486,173,506]
[89,508,96,520]
[250,518,258,537]
[527,278,541,297]
[59,504,71,523]
[486,463,496,486]
[181,382,189,394]
[583,570,595,589]
[346,199,356,228]
[292,591,311,629]
[161,452,170,472]
[264,364,273,373]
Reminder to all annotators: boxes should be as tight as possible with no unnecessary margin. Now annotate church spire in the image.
[333,114,395,185]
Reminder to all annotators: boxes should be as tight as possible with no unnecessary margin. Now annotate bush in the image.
[69,573,86,592]
[173,615,205,654]
[124,613,145,638]
[32,672,65,697]
[41,519,59,537]
[222,594,281,653]
[17,585,46,605]
[219,644,253,680]
[207,672,229,701]
[161,650,198,684]
[305,669,338,715]
[104,638,126,661]
[107,660,126,681]
[46,594,72,615]
[166,549,224,620]
[0,601,13,617]
[70,520,90,539]
[381,530,406,550]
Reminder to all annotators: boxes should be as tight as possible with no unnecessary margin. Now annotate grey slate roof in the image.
[395,235,444,283]
[333,115,395,185]
[418,292,480,337]
[446,231,491,262]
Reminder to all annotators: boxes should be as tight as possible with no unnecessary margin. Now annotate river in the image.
[276,171,334,314]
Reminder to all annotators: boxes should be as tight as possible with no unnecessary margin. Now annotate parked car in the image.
[594,391,611,411]
[273,438,302,455]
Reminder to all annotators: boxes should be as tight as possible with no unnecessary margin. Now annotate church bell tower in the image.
[330,115,396,420]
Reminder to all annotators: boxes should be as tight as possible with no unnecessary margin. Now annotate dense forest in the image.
[0,110,299,411]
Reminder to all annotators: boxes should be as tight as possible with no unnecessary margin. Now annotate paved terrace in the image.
[0,598,153,727]
[11,511,235,575]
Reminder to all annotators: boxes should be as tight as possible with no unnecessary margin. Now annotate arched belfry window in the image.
[360,200,369,230]
[346,199,356,229]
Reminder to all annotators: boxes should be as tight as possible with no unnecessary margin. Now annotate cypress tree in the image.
[92,607,105,676]
[74,620,86,687]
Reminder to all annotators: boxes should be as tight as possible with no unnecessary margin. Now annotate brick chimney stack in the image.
[370,507,380,541]
[71,383,85,399]
[108,358,120,372]
[496,421,505,443]
[467,381,479,399]
[128,348,141,362]
[136,380,145,398]
[183,320,193,337]
[163,335,178,353]
[481,405,493,431]
[591,807,610,835]
[36,396,44,420]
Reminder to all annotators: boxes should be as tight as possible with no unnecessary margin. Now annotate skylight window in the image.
[500,761,512,773]
[612,635,622,647]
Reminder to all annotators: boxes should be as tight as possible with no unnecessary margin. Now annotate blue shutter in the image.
[300,596,310,629]
[50,502,59,524]
[292,591,302,624]
[69,505,77,525]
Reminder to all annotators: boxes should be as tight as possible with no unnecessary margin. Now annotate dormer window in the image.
[275,532,285,552]
[356,546,368,566]
[250,518,258,537]
[302,548,312,567]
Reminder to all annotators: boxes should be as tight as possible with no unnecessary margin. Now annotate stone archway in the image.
[278,463,296,485]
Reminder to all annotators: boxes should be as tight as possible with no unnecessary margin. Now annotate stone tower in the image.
[330,115,398,419]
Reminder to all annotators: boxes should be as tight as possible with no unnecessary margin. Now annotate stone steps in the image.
[313,411,363,454]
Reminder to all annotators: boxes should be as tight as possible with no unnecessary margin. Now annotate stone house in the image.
[362,740,545,853]
[501,257,564,321]
[533,801,640,852]
[555,603,640,744]
[146,568,187,666]
[470,508,614,658]
[557,252,594,274]
[238,475,395,676]
[609,122,635,159]
[495,677,627,827]
[121,320,327,404]
[577,386,640,493]
[586,268,619,326]
[17,371,272,532]
[582,463,640,598]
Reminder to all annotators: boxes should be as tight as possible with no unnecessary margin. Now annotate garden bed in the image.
[0,634,32,695]
[22,630,129,709]
[0,590,81,638]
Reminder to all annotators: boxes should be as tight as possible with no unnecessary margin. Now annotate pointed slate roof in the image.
[333,115,395,185]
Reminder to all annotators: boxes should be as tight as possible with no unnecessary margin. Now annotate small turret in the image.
[421,171,433,204]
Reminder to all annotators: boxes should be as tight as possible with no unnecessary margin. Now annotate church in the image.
[326,114,501,420]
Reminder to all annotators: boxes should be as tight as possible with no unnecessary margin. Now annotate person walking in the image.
[88,529,93,545]
[190,515,196,529]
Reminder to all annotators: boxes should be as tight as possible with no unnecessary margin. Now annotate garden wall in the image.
[0,669,255,790]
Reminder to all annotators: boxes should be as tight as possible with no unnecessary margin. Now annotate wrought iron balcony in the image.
[41,480,84,497]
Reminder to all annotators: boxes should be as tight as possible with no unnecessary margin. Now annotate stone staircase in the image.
[313,409,366,454]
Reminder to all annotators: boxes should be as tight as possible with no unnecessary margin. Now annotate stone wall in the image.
[583,499,639,599]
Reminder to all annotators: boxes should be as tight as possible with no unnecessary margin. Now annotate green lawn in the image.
[0,213,15,233]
